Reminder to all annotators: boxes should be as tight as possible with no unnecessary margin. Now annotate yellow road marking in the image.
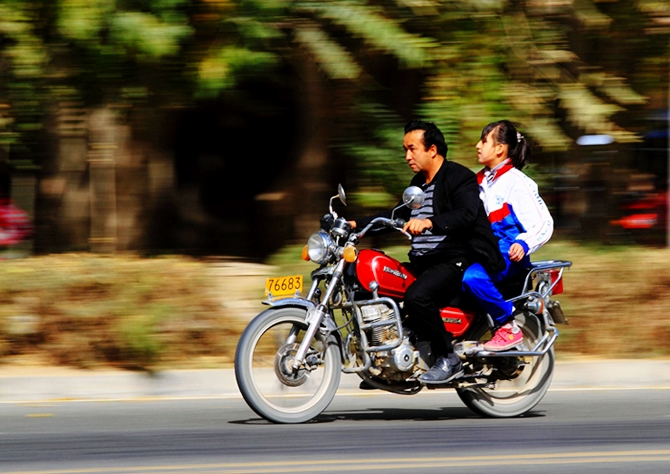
[4,450,670,473]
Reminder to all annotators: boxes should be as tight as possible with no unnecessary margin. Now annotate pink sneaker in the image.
[483,321,523,351]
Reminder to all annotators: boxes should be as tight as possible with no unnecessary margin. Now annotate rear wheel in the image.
[234,307,341,424]
[456,312,554,417]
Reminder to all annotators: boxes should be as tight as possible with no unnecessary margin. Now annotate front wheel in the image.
[456,312,554,417]
[234,307,341,424]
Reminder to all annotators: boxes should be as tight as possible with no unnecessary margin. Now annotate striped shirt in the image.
[408,182,447,258]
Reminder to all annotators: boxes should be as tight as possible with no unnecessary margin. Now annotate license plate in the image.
[265,275,303,298]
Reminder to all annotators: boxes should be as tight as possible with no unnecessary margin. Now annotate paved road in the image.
[1,360,670,473]
[1,388,669,473]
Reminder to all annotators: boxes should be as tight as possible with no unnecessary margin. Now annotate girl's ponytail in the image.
[480,120,531,170]
[511,130,531,170]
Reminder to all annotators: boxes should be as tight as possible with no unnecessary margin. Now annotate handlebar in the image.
[356,216,411,240]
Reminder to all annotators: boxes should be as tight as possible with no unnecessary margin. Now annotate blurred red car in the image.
[610,190,668,243]
[0,199,32,246]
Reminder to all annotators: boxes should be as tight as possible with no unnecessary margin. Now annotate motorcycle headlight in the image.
[307,231,333,264]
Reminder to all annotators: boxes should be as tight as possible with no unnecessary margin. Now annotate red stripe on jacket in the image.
[488,203,511,223]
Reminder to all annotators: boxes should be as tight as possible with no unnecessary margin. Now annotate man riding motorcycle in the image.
[349,119,504,384]
[235,123,570,422]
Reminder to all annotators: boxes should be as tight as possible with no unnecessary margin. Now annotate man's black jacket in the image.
[354,160,505,273]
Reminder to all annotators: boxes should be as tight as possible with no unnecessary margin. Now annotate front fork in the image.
[291,259,346,370]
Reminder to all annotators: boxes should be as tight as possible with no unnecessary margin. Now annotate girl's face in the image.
[476,130,507,168]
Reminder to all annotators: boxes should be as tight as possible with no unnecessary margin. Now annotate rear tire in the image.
[456,312,554,417]
[235,307,341,424]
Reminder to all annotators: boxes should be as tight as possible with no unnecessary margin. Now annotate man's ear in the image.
[429,144,438,158]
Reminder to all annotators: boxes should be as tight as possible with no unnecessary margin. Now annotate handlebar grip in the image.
[392,218,411,240]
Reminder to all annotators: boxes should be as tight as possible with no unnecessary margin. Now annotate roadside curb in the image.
[1,360,669,402]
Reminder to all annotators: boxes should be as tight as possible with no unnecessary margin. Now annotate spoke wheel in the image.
[235,307,341,424]
[456,312,554,418]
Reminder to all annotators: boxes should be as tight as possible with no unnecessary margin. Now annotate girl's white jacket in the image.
[476,160,554,256]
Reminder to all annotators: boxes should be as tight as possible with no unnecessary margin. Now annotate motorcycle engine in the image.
[360,304,429,380]
[360,304,398,346]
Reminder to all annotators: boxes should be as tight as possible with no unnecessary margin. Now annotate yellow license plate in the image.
[265,275,303,298]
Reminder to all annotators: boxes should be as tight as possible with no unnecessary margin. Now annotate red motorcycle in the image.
[235,185,571,423]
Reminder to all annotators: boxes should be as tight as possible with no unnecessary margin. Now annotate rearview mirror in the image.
[337,183,347,206]
[402,186,425,210]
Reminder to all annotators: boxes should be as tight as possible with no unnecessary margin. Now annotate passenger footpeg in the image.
[454,341,484,359]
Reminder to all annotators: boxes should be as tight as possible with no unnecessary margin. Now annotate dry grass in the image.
[531,241,670,359]
[0,254,264,371]
[0,240,668,371]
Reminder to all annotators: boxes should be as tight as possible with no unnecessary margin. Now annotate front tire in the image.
[234,307,341,424]
[456,312,554,417]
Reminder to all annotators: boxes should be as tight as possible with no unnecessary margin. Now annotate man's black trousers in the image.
[403,256,469,357]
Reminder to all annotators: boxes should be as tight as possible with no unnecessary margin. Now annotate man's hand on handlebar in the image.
[402,218,432,235]
[347,217,413,240]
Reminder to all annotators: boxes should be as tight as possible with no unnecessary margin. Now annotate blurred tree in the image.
[0,1,48,170]
[0,0,668,252]
[411,1,653,160]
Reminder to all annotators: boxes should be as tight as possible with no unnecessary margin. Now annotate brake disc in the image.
[274,343,311,387]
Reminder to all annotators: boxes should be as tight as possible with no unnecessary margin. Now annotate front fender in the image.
[264,297,317,311]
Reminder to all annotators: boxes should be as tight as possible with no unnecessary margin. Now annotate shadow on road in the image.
[229,406,546,425]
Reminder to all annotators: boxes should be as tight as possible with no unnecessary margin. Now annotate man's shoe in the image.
[483,321,523,351]
[418,355,463,384]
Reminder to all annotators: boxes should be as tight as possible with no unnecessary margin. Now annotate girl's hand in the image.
[508,243,526,262]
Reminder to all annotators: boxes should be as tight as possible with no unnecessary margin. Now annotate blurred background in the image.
[1,0,669,369]
[1,0,668,257]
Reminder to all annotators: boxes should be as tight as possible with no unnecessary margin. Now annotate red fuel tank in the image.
[356,249,476,336]
[356,249,416,298]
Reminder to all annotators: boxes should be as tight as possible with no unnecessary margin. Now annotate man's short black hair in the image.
[404,119,448,158]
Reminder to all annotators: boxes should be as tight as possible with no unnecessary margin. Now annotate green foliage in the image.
[0,0,667,205]
[300,2,435,68]
[293,26,361,80]
[406,0,659,164]
[195,46,277,96]
[57,0,112,42]
[110,12,192,59]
